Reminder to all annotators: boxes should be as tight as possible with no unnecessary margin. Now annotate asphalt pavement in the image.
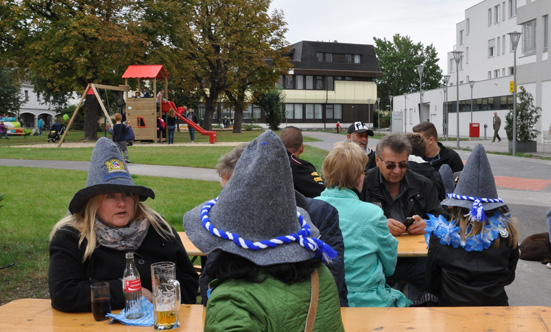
[1,132,550,306]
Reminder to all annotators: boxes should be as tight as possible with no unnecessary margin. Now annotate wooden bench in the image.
[2,299,551,331]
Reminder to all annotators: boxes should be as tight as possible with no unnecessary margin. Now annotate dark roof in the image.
[288,41,382,78]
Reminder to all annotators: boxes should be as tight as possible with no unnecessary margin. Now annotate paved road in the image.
[2,132,550,306]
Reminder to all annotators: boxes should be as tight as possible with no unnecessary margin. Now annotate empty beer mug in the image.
[151,262,181,330]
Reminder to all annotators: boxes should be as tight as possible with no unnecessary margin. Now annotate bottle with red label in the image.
[123,252,144,319]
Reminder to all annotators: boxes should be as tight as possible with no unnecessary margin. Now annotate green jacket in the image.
[205,265,344,332]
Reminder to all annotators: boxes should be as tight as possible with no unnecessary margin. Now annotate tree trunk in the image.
[83,94,100,141]
[203,97,215,131]
[233,108,243,133]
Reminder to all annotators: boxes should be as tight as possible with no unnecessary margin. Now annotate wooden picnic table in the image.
[178,232,428,258]
[2,299,551,331]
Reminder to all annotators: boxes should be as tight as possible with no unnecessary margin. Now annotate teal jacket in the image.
[205,265,344,332]
[317,187,411,307]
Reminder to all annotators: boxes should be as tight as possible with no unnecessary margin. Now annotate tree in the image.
[505,86,541,142]
[0,0,148,140]
[254,87,284,131]
[0,66,27,116]
[374,34,443,111]
[178,0,291,131]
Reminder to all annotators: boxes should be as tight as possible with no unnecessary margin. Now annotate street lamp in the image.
[389,95,394,132]
[376,97,381,130]
[443,75,451,140]
[403,94,408,133]
[416,64,425,123]
[468,76,475,123]
[509,31,522,156]
[451,50,463,149]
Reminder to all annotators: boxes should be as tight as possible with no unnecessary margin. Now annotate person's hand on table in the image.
[387,218,406,236]
[406,215,427,235]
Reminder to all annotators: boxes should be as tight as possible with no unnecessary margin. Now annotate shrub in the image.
[505,86,541,142]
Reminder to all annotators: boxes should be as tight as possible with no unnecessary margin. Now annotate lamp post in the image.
[376,97,381,130]
[389,95,393,132]
[468,77,475,123]
[403,94,408,133]
[443,75,451,140]
[509,31,522,156]
[367,99,372,127]
[416,64,425,123]
[451,50,463,149]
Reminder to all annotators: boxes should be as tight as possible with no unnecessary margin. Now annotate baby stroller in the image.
[48,123,65,142]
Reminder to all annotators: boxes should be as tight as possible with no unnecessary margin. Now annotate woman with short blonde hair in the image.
[322,142,367,190]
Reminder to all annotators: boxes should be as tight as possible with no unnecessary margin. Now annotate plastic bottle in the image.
[123,252,144,319]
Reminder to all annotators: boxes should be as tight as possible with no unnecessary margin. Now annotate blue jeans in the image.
[188,126,195,142]
[167,125,176,144]
[38,127,43,135]
[1,131,8,138]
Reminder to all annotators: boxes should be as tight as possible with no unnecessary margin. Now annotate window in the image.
[502,68,506,76]
[315,104,323,119]
[488,8,492,26]
[326,105,334,118]
[354,54,361,63]
[305,104,314,119]
[466,47,469,64]
[508,0,517,18]
[285,104,294,119]
[488,38,496,57]
[325,53,333,62]
[316,52,323,62]
[284,76,294,89]
[494,5,500,23]
[497,36,501,55]
[449,59,454,72]
[502,2,506,22]
[294,104,303,119]
[494,69,500,78]
[460,30,464,45]
[503,35,506,54]
[522,19,537,55]
[296,75,304,90]
[544,15,549,51]
[315,76,323,90]
[509,66,514,75]
[488,71,492,79]
[466,18,470,35]
[345,54,352,63]
[326,76,334,90]
[252,105,261,120]
[334,104,342,119]
[305,76,313,89]
[25,90,29,99]
[137,117,146,127]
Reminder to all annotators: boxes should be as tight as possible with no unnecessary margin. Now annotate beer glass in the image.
[151,262,181,330]
[90,282,111,321]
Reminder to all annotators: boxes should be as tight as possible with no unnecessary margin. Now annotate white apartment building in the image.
[18,82,58,129]
[392,0,550,144]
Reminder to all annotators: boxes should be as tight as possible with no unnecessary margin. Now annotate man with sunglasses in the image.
[347,121,377,171]
[360,134,443,301]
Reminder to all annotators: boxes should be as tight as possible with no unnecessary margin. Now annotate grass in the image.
[0,129,329,306]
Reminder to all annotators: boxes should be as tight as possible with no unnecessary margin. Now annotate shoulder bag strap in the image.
[304,268,319,332]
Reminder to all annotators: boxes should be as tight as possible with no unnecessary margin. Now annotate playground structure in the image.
[58,64,216,147]
[0,117,32,136]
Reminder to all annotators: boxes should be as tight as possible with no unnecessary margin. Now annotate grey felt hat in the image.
[183,130,323,266]
[441,144,505,211]
[68,137,154,214]
[438,164,455,195]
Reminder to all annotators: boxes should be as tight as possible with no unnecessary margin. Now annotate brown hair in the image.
[450,206,518,249]
[280,126,303,153]
[406,133,426,157]
[412,121,438,140]
[322,142,368,190]
[168,109,175,118]
[114,113,122,122]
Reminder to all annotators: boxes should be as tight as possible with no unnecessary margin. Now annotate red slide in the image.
[161,101,217,144]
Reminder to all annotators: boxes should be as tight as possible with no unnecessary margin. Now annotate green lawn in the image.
[0,128,329,306]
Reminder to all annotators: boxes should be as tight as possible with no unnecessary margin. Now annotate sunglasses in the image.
[380,159,408,170]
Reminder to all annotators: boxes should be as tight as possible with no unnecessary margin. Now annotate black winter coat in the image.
[48,224,199,312]
[408,161,446,201]
[425,142,464,173]
[426,234,519,306]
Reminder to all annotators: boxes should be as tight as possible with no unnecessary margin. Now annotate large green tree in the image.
[178,0,291,131]
[0,66,27,117]
[374,34,442,110]
[0,0,148,140]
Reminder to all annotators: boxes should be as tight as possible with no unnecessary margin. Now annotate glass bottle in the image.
[123,252,144,319]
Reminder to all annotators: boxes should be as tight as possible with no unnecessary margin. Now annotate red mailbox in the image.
[469,123,480,138]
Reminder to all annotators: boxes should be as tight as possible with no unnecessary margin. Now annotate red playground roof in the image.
[122,65,168,80]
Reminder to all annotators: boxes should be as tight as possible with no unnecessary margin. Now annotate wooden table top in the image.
[179,232,428,258]
[2,299,551,332]
[396,233,428,257]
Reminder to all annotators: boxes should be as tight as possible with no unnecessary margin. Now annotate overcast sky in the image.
[269,0,483,71]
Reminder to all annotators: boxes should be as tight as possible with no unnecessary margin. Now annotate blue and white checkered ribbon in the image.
[200,198,337,263]
[446,193,503,222]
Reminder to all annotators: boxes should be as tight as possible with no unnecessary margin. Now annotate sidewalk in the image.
[439,137,551,158]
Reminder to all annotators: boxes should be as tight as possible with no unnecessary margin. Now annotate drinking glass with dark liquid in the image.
[91,282,111,321]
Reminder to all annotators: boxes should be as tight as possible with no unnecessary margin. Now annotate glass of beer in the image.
[90,282,111,321]
[151,262,181,330]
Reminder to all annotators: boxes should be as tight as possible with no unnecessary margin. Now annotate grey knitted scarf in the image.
[95,217,150,251]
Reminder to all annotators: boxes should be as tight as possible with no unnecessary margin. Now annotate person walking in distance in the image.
[186,108,198,143]
[492,112,501,143]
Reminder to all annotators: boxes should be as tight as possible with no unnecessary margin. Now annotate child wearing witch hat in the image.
[424,144,519,306]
